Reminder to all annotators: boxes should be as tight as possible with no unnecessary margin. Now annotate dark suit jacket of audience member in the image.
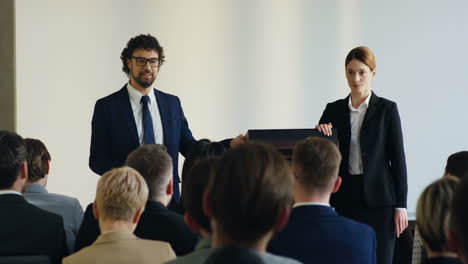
[75,200,199,255]
[268,205,376,264]
[0,194,68,264]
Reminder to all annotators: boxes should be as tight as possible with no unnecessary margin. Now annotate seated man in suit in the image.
[76,144,198,255]
[203,142,301,264]
[449,176,468,264]
[0,131,67,264]
[22,138,84,253]
[63,167,175,264]
[268,137,376,264]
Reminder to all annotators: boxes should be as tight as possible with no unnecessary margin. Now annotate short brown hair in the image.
[207,142,293,243]
[95,167,148,221]
[24,138,51,182]
[292,137,341,193]
[125,144,172,200]
[451,176,468,258]
[417,176,459,252]
[345,46,376,71]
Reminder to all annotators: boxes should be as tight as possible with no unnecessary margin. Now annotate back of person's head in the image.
[0,131,27,190]
[450,177,468,263]
[95,166,149,221]
[181,139,226,184]
[417,176,459,253]
[205,247,265,264]
[206,141,293,243]
[292,137,342,194]
[125,144,172,200]
[445,151,468,179]
[183,158,218,233]
[24,138,51,183]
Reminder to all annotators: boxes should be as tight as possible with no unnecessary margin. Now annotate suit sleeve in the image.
[89,100,121,175]
[387,103,408,208]
[176,97,196,157]
[318,103,333,125]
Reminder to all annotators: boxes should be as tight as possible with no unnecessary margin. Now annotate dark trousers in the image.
[332,173,395,264]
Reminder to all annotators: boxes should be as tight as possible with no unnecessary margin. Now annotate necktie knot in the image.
[141,95,150,105]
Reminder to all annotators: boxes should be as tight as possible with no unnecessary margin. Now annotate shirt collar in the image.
[348,92,371,111]
[126,83,156,106]
[293,202,330,208]
[0,190,22,196]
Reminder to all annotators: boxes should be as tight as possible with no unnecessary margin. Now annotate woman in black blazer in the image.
[316,46,408,264]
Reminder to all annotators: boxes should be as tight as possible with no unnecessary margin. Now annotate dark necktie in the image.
[140,95,155,144]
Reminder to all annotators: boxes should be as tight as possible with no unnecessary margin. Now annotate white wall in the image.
[15,0,468,212]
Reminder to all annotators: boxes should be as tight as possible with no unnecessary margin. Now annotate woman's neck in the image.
[350,90,371,108]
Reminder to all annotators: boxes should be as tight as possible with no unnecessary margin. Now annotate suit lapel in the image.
[154,89,168,145]
[361,91,379,132]
[117,86,139,147]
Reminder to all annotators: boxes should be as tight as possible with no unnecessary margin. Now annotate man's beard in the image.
[133,71,155,88]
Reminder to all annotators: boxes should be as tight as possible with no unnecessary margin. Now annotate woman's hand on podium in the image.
[315,122,333,136]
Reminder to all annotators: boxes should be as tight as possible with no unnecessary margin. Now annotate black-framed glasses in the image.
[132,56,160,67]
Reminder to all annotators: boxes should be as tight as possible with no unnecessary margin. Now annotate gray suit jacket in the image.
[23,184,83,253]
[63,231,176,264]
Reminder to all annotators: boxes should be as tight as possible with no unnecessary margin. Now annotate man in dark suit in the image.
[268,137,376,264]
[0,131,68,264]
[77,144,199,255]
[89,34,243,202]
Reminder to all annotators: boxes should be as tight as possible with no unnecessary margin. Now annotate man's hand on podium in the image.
[230,134,246,148]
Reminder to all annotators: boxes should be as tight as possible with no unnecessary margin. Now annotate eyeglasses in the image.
[132,56,160,67]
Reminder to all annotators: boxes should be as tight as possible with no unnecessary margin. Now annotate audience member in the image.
[413,151,468,264]
[449,177,468,264]
[204,142,301,264]
[170,139,226,214]
[63,167,175,264]
[0,131,67,264]
[268,137,376,264]
[22,138,84,253]
[167,158,220,264]
[416,176,461,264]
[75,144,198,255]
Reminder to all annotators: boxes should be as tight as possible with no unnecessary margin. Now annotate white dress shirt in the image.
[0,190,22,195]
[348,93,371,175]
[127,83,164,145]
[293,202,330,208]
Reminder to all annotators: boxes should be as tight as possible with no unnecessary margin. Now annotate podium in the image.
[245,128,338,160]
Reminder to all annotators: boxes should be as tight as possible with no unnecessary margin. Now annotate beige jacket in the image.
[62,230,176,264]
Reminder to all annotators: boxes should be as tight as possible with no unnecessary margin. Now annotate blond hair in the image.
[95,167,149,221]
[416,176,459,252]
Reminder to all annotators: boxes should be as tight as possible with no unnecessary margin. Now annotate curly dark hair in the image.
[24,138,51,182]
[120,34,166,76]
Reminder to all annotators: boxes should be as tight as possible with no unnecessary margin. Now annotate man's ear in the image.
[92,202,99,220]
[45,160,50,175]
[448,231,460,253]
[275,207,291,230]
[166,179,173,195]
[19,161,28,181]
[331,176,342,194]
[132,206,145,224]
[184,213,200,233]
[127,58,132,72]
[202,191,212,218]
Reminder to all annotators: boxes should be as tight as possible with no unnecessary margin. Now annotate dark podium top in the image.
[246,128,338,159]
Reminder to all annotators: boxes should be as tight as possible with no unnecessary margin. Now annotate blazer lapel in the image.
[117,86,139,147]
[154,89,168,145]
[361,91,379,132]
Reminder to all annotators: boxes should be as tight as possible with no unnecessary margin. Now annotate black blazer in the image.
[75,201,199,256]
[319,92,407,208]
[89,86,197,201]
[0,194,68,264]
[268,205,376,264]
